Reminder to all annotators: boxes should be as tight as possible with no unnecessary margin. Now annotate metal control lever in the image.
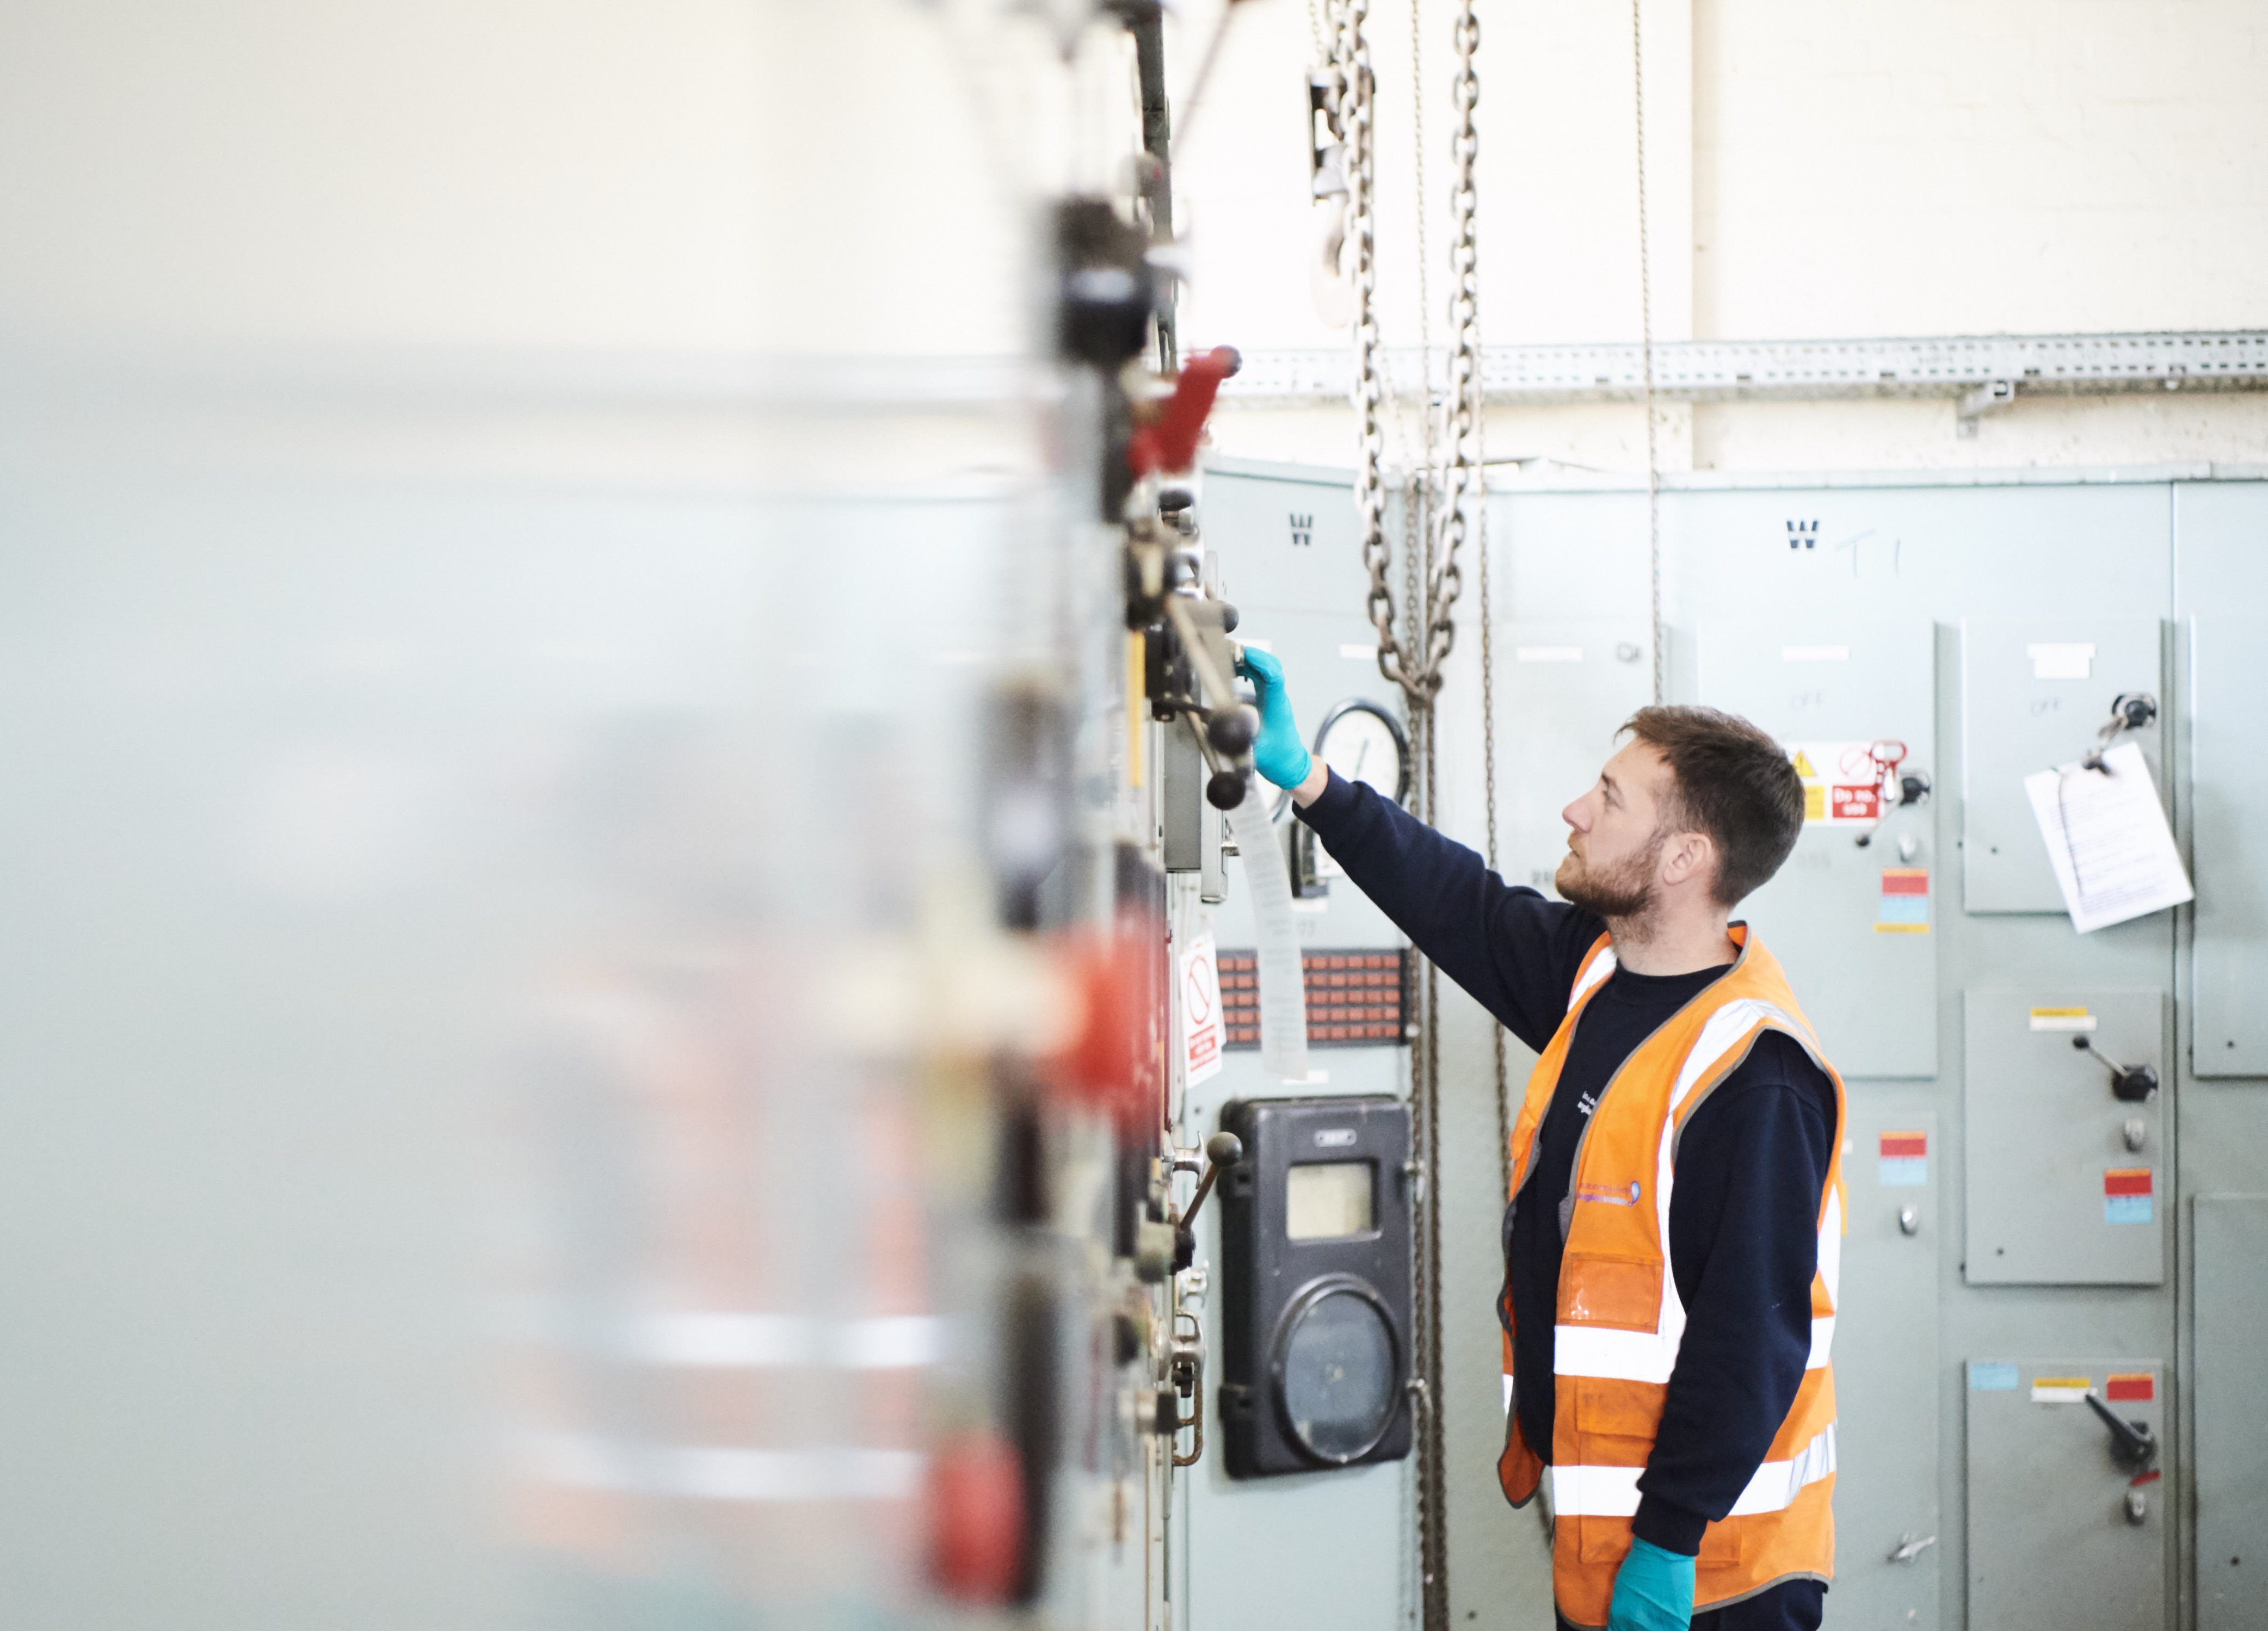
[1176,1132,1243,1233]
[2082,1389,2158,1473]
[1167,1132,1244,1276]
[2073,1035,2159,1102]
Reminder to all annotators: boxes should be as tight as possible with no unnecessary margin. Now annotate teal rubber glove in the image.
[1235,646,1312,790]
[1607,1538,1696,1631]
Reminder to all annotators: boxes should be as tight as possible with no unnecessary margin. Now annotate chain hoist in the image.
[1323,5,1483,1628]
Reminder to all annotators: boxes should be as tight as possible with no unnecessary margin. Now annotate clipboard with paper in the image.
[2024,740,2193,933]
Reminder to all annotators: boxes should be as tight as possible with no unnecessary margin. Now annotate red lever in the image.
[1127,346,1242,478]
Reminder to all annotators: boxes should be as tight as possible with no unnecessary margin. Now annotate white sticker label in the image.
[1314,1127,1358,1148]
[1515,645,1583,664]
[2029,1007,2098,1031]
[2030,1377,2092,1404]
[2027,641,2096,680]
[1179,932,1224,1088]
[1782,645,1851,662]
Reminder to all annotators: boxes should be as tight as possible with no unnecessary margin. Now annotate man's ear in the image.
[1660,830,1715,889]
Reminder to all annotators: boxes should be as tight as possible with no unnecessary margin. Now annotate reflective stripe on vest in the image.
[1551,1423,1837,1518]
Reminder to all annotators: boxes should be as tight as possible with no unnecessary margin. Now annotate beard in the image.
[1555,831,1664,920]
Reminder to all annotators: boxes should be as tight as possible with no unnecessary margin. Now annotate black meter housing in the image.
[1217,1096,1412,1478]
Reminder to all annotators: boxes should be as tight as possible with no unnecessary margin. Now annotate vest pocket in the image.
[1557,1252,1662,1331]
[1568,1375,1666,1441]
[1698,1518,1746,1565]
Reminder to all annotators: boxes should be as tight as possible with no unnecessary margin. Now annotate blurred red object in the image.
[1040,928,1162,1133]
[926,1429,1026,1603]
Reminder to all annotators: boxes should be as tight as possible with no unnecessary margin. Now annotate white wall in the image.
[1173,0,2268,474]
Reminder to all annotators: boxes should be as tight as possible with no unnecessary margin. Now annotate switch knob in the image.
[2083,1389,2158,1473]
[2073,1035,2158,1102]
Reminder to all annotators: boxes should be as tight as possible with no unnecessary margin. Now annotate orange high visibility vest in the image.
[1495,926,1846,1629]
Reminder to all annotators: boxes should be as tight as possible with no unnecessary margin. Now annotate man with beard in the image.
[1237,650,1839,1631]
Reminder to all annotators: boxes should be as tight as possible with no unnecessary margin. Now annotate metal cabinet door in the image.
[1960,618,2167,914]
[1486,620,1654,895]
[2196,1196,2268,1631]
[1962,990,2166,1286]
[1831,1110,1941,1630]
[2189,616,2268,1074]
[1965,1360,2166,1631]
[1694,620,1937,1079]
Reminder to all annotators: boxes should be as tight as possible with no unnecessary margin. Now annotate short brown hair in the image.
[1621,706,1805,906]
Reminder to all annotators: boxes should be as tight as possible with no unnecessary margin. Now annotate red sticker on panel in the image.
[2105,1373,2154,1401]
[2104,1168,2154,1197]
[1829,783,1881,821]
[1878,1131,1928,1158]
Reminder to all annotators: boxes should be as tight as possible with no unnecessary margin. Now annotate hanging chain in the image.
[1334,0,1407,697]
[1631,0,1664,705]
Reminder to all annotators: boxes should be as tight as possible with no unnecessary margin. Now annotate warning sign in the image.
[2104,1372,2154,1402]
[1787,741,1892,827]
[1180,932,1224,1088]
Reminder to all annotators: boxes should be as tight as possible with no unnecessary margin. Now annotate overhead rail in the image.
[1219,330,2268,431]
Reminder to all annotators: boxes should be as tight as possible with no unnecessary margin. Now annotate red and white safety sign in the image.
[1180,931,1224,1088]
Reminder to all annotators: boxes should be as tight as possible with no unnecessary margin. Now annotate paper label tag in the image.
[2030,1006,2097,1031]
[2032,1376,2093,1403]
[1179,933,1224,1088]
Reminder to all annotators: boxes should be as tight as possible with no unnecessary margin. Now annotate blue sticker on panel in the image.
[1968,1362,2019,1391]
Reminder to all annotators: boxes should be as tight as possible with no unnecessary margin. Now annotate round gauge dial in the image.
[1273,1280,1402,1464]
[1314,699,1410,805]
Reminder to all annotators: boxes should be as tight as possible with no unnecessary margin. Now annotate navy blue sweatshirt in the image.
[1298,770,1836,1562]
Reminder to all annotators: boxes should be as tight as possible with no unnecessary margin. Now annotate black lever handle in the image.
[2073,1035,2158,1102]
[1178,1131,1243,1230]
[2083,1389,2158,1472]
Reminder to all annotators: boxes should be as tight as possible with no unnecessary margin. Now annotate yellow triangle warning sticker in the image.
[1792,750,1817,778]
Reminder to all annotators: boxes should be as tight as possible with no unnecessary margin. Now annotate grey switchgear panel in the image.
[1693,619,1937,1078]
[1962,990,2166,1286]
[1965,1359,2166,1631]
[1470,618,1654,896]
[2196,1196,2268,1631]
[1960,617,2166,913]
[2189,615,2268,1074]
[1832,1110,1942,1630]
[1217,1096,1412,1478]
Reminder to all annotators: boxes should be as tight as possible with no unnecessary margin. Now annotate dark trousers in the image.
[1556,1578,1825,1631]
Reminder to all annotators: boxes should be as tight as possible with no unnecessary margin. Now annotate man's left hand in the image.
[1606,1537,1695,1631]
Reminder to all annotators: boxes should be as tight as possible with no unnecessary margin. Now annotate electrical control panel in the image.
[1832,1109,1943,1630]
[1965,1359,2166,1631]
[1962,989,2166,1286]
[1694,618,1939,1078]
[1960,617,2167,915]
